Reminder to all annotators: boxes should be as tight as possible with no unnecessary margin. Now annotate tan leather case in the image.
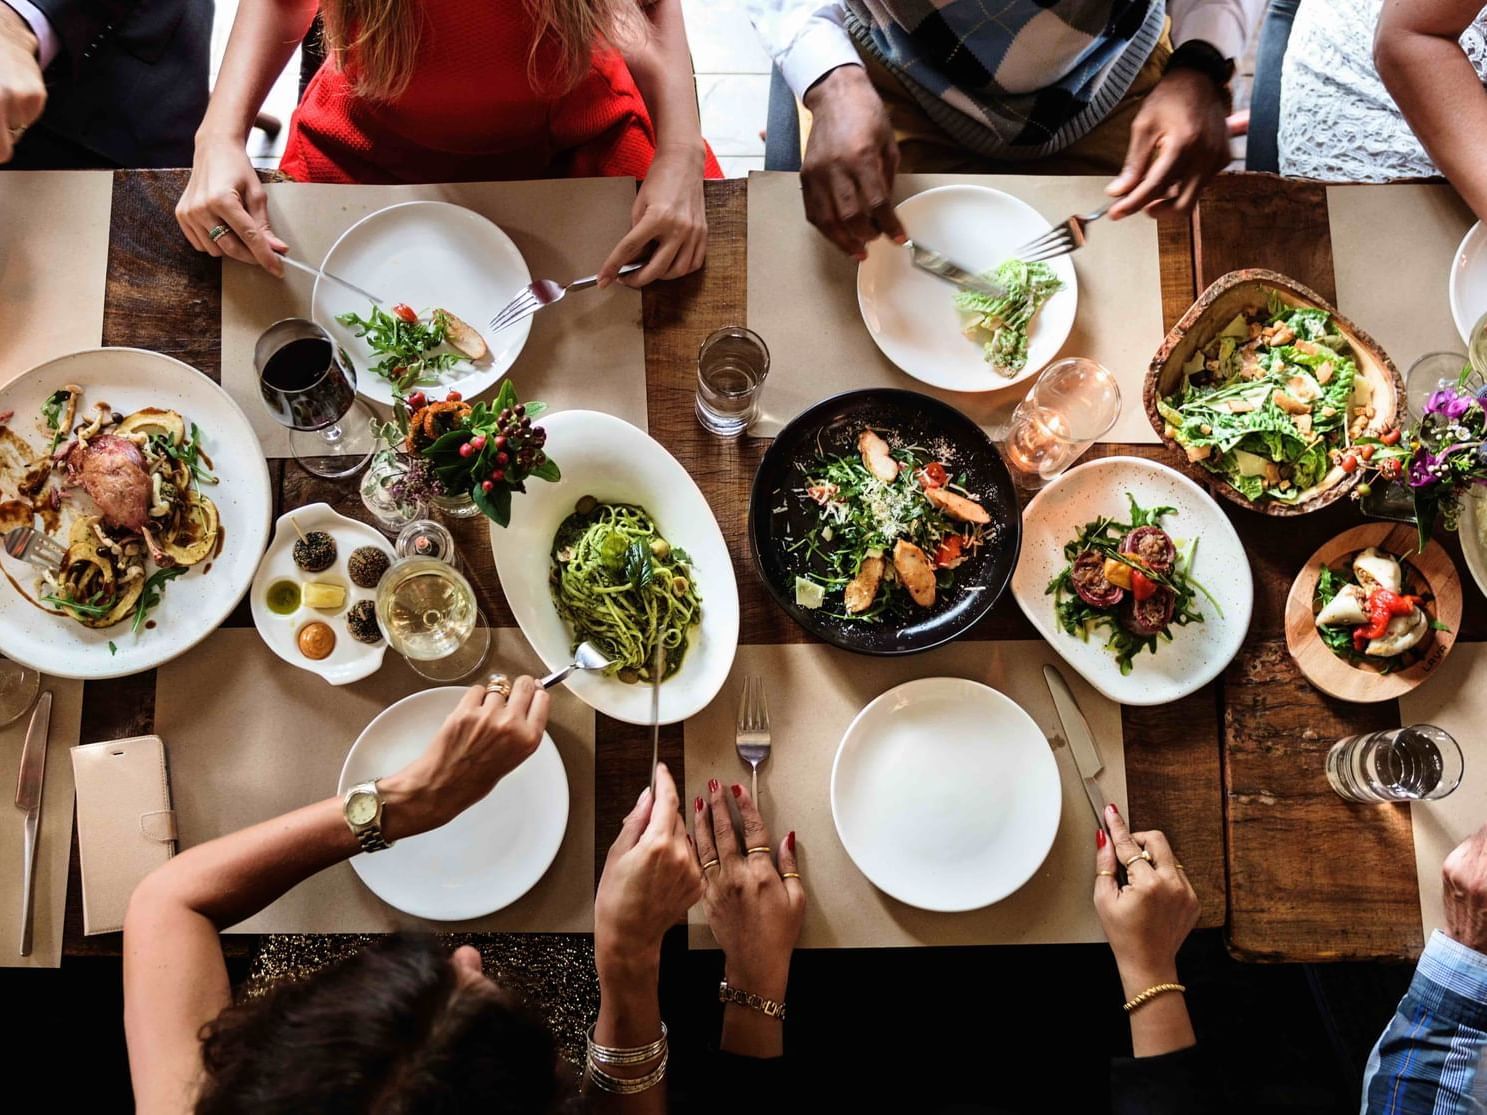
[71,735,176,935]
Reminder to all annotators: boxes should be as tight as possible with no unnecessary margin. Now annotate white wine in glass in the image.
[375,558,490,681]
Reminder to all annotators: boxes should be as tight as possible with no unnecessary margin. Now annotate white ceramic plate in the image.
[1011,456,1253,706]
[830,677,1061,912]
[339,687,569,920]
[488,410,739,725]
[0,348,271,679]
[1450,220,1487,344]
[312,201,532,407]
[1459,489,1487,602]
[857,185,1077,392]
[249,502,392,685]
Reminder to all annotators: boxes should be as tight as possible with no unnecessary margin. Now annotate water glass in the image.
[1325,724,1463,803]
[1406,351,1472,422]
[999,358,1121,489]
[254,317,376,479]
[696,326,769,437]
[0,658,39,727]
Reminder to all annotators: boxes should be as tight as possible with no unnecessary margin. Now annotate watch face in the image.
[346,791,378,826]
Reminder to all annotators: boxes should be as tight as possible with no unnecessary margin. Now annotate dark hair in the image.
[195,935,563,1114]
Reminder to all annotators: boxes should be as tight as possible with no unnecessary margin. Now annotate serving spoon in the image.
[539,641,613,689]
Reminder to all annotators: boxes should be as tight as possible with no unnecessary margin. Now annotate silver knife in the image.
[278,253,386,306]
[15,690,51,957]
[1042,665,1111,830]
[648,642,663,798]
[905,239,1007,299]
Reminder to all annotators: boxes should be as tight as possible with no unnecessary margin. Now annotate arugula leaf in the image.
[108,641,118,656]
[132,566,188,634]
[41,591,117,619]
[337,305,463,385]
[41,388,71,453]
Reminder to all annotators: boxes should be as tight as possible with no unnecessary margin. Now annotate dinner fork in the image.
[1014,202,1111,264]
[489,261,645,334]
[735,675,771,803]
[3,527,63,573]
[539,641,614,689]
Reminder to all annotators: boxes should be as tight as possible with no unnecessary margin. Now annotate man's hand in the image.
[1107,67,1230,220]
[0,2,44,164]
[1443,823,1487,953]
[801,64,905,259]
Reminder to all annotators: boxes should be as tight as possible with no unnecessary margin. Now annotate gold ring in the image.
[746,846,772,856]
[484,673,512,698]
[10,124,26,141]
[1096,870,1117,878]
[781,872,801,880]
[208,223,231,242]
[700,858,720,872]
[1123,849,1153,869]
[1174,864,1186,872]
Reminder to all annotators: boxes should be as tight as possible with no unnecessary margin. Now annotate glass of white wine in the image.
[1000,358,1121,489]
[375,558,491,683]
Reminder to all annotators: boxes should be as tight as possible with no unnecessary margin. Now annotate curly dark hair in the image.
[194,935,565,1114]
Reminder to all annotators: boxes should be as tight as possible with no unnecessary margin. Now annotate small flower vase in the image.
[359,450,428,534]
[431,488,482,520]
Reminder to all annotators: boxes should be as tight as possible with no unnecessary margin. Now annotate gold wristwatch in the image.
[342,780,392,853]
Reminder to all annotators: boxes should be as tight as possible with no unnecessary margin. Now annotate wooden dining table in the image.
[62,169,1477,966]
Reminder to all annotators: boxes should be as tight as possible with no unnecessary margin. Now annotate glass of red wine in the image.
[255,318,376,478]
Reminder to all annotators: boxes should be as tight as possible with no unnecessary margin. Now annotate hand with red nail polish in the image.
[692,776,804,1058]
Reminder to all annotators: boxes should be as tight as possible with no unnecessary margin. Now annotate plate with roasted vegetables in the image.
[312,201,531,407]
[1285,523,1461,703]
[1011,456,1251,705]
[750,389,1020,655]
[857,185,1076,391]
[0,348,271,679]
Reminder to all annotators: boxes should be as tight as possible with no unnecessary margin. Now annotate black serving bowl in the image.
[748,388,1021,655]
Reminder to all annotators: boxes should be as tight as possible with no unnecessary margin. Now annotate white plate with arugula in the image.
[1010,457,1252,706]
[857,185,1077,392]
[312,201,532,407]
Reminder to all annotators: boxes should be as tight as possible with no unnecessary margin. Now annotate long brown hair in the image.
[319,0,648,102]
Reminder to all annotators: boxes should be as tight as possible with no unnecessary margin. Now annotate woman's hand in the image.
[1094,805,1199,995]
[378,677,549,839]
[594,763,703,981]
[176,133,288,275]
[598,145,707,288]
[693,778,804,1002]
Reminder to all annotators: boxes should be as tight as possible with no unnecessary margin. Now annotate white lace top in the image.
[1279,0,1487,181]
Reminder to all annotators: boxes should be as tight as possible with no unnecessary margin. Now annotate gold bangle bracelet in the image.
[586,1050,668,1095]
[719,978,787,1020]
[1122,982,1186,1014]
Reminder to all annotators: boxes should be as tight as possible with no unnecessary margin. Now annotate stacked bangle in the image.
[718,979,787,1020]
[1122,982,1186,1014]
[585,1022,669,1095]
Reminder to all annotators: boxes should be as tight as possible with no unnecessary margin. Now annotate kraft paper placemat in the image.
[1400,642,1487,939]
[0,678,83,967]
[155,628,594,934]
[222,178,647,457]
[0,171,111,386]
[746,171,1163,444]
[1328,184,1473,374]
[684,641,1126,949]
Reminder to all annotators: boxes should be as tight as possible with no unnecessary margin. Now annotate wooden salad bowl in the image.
[1144,269,1403,517]
[1284,522,1462,703]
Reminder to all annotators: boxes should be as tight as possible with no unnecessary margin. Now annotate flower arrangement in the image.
[1354,368,1487,548]
[375,380,558,526]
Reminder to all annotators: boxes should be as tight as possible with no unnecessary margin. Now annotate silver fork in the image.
[3,527,63,572]
[1014,202,1111,264]
[735,675,771,803]
[489,261,645,334]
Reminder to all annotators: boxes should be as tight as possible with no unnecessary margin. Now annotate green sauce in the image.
[266,580,301,615]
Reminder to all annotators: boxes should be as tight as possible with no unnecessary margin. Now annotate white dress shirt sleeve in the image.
[1169,0,1266,61]
[743,0,862,100]
[2,0,60,69]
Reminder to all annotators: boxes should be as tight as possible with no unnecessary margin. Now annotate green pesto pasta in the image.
[549,498,701,682]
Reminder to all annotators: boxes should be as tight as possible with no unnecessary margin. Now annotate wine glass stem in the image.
[319,423,345,447]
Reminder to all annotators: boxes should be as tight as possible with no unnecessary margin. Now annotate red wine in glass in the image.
[254,318,374,478]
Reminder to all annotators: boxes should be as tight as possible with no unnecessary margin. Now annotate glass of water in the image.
[696,326,769,437]
[0,658,39,727]
[1325,724,1463,803]
[1000,358,1121,489]
[1406,351,1473,422]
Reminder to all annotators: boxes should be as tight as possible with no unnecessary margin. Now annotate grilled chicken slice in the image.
[843,555,885,614]
[857,430,898,482]
[892,539,936,607]
[923,485,990,524]
[437,309,490,362]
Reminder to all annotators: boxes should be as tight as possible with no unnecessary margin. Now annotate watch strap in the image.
[344,780,393,852]
[1165,39,1236,91]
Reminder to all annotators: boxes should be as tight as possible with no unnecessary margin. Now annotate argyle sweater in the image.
[843,0,1165,159]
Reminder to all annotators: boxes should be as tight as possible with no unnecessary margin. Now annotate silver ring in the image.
[208,224,231,242]
[484,673,512,698]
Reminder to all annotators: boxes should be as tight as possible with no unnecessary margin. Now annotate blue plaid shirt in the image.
[1363,931,1487,1113]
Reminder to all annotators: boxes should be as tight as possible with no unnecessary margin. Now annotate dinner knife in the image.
[1042,665,1111,831]
[15,690,51,957]
[904,239,1007,299]
[648,642,662,799]
[278,253,387,306]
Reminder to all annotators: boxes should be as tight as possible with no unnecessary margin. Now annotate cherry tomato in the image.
[920,462,949,489]
[406,391,426,409]
[1129,568,1158,602]
[1358,445,1375,462]
[933,535,963,568]
[1381,428,1402,446]
[1340,452,1359,474]
[446,390,462,402]
[392,303,418,324]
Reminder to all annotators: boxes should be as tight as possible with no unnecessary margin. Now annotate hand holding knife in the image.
[1042,664,1115,833]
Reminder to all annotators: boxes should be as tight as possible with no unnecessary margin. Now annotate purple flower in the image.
[1426,388,1474,421]
[1410,452,1441,488]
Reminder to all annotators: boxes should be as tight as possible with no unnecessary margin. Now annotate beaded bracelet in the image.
[718,979,787,1021]
[1122,982,1186,1014]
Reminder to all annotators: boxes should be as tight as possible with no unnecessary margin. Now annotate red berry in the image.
[1381,427,1402,446]
[1340,452,1358,473]
[496,451,509,465]
[459,442,474,458]
[494,435,507,449]
[471,434,487,450]
[481,480,493,492]
[492,469,505,482]
[446,390,462,402]
[515,404,526,418]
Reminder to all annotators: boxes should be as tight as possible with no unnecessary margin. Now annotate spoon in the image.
[539,641,614,689]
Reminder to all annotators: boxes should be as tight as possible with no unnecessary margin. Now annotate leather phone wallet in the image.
[71,735,176,935]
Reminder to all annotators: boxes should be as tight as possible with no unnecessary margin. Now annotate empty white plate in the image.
[1011,456,1252,706]
[857,184,1077,392]
[313,201,532,407]
[338,687,569,921]
[830,677,1061,912]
